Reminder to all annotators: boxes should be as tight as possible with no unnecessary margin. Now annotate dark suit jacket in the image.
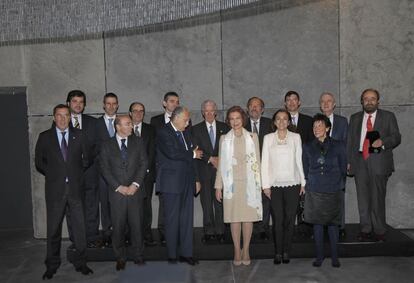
[347,109,401,175]
[191,120,230,182]
[244,116,273,154]
[134,122,156,183]
[35,127,89,201]
[155,122,197,194]
[330,114,348,143]
[75,114,98,187]
[303,137,347,193]
[294,113,315,144]
[95,116,113,166]
[99,135,148,193]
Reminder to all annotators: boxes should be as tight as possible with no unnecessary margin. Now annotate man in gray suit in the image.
[347,89,401,242]
[320,92,348,238]
[100,115,148,270]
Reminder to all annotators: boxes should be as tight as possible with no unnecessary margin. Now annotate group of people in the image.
[35,88,401,279]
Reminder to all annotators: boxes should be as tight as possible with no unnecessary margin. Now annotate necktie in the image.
[134,125,140,137]
[209,125,215,148]
[108,118,115,137]
[73,116,80,129]
[60,131,68,161]
[121,138,128,161]
[291,116,297,126]
[362,115,373,160]
[253,122,258,134]
[176,131,188,150]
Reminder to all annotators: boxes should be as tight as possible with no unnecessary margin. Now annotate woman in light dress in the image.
[215,106,262,266]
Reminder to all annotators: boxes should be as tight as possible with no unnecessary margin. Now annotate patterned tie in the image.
[60,131,68,161]
[121,138,128,161]
[362,115,373,160]
[108,118,115,137]
[134,125,140,137]
[209,125,215,148]
[73,116,80,129]
[253,122,258,134]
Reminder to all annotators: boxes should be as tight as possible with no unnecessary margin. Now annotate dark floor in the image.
[1,229,414,283]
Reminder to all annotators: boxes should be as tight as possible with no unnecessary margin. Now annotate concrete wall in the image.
[1,0,413,238]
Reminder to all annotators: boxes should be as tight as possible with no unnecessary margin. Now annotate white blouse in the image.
[261,130,306,188]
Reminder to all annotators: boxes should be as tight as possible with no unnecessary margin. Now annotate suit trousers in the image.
[143,176,154,239]
[157,193,165,236]
[99,176,112,238]
[45,184,86,271]
[354,155,388,235]
[163,185,194,259]
[110,190,144,261]
[200,173,224,235]
[270,185,300,254]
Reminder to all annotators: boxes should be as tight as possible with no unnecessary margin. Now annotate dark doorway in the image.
[0,87,32,229]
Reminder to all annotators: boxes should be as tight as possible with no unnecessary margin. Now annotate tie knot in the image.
[108,118,114,122]
[121,138,126,145]
[61,131,66,137]
[368,114,372,119]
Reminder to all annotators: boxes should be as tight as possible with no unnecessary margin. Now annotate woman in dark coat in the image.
[303,114,347,268]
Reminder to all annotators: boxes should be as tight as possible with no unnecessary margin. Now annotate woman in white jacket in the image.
[262,109,305,265]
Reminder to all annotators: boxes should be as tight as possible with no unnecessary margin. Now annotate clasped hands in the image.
[116,184,138,196]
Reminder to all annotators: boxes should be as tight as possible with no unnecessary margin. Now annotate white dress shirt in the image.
[250,118,261,134]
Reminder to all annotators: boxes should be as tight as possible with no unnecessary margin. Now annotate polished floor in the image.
[1,229,414,283]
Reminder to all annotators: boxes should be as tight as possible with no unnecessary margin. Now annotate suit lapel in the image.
[52,129,65,163]
[202,123,214,152]
[355,112,364,141]
[373,110,382,132]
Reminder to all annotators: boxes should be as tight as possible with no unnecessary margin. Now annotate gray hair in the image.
[319,92,336,103]
[171,106,190,121]
[201,99,217,111]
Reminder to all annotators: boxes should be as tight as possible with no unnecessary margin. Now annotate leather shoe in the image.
[282,253,290,264]
[273,254,282,265]
[179,256,199,265]
[168,258,178,264]
[201,234,215,243]
[312,259,323,267]
[159,233,166,246]
[339,229,346,240]
[42,269,55,280]
[134,259,146,265]
[332,259,341,268]
[375,233,386,242]
[357,232,372,242]
[116,260,126,271]
[75,265,93,275]
[216,234,225,243]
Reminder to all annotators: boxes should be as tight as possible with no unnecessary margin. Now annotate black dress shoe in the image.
[312,259,323,267]
[216,234,225,243]
[116,260,126,271]
[134,259,146,265]
[159,234,166,246]
[105,238,113,248]
[339,229,346,240]
[179,256,199,265]
[202,235,215,243]
[273,254,282,265]
[168,258,178,264]
[259,232,269,241]
[357,232,372,242]
[75,265,93,275]
[331,259,341,268]
[282,253,290,264]
[42,269,56,280]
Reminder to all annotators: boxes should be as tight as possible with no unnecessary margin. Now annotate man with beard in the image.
[347,89,401,242]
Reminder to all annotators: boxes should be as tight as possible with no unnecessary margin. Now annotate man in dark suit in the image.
[156,106,202,265]
[320,92,348,238]
[244,97,273,240]
[129,102,157,246]
[284,91,314,144]
[100,115,148,270]
[284,90,314,236]
[35,104,93,279]
[65,90,100,248]
[150,91,181,245]
[192,100,230,243]
[95,92,119,246]
[347,89,401,242]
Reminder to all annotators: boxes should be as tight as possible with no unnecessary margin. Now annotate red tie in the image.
[362,115,373,160]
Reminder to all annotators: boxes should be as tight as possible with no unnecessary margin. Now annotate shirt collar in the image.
[364,110,377,118]
[205,120,216,128]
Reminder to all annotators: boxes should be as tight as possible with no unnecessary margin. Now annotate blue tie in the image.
[176,131,187,150]
[121,138,127,161]
[209,125,215,148]
[108,118,115,137]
